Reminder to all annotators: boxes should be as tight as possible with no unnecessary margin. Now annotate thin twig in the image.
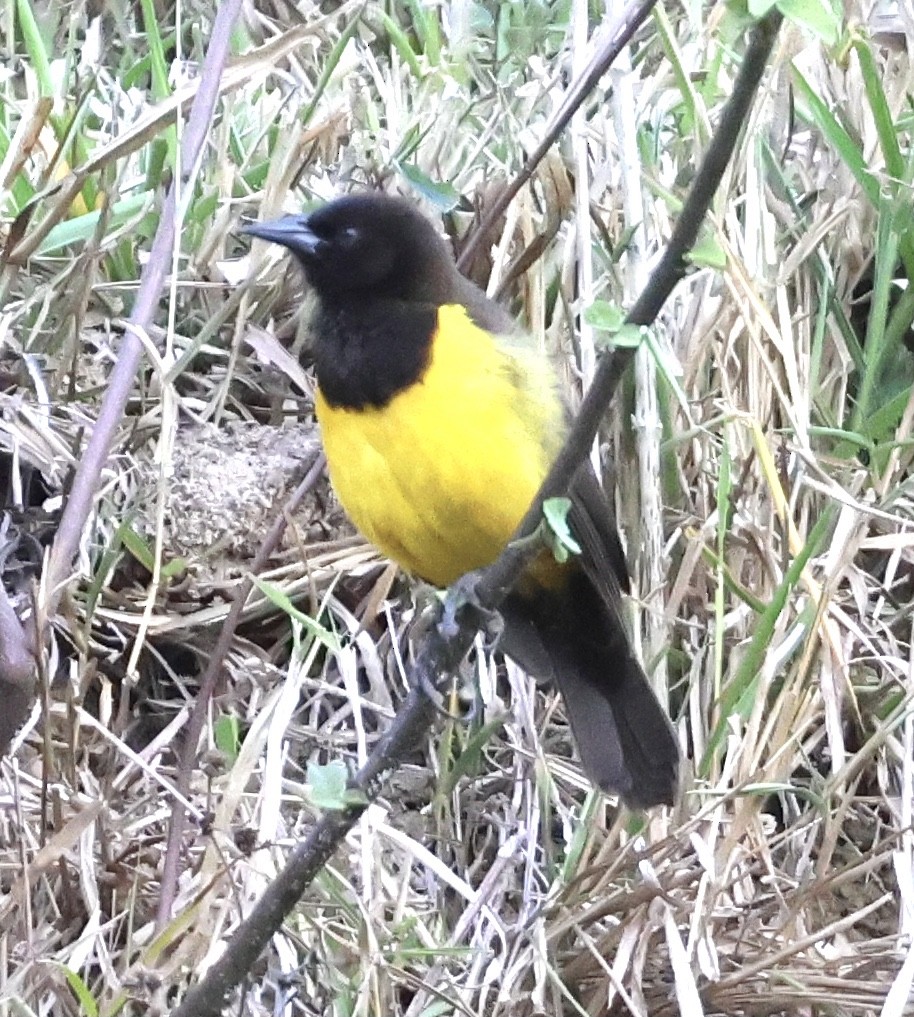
[44,0,246,612]
[167,12,782,1015]
[4,0,246,770]
[456,0,660,274]
[155,451,326,930]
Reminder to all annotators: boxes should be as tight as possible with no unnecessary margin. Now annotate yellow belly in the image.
[315,304,565,587]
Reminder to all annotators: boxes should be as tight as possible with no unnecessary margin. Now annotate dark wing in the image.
[449,271,521,337]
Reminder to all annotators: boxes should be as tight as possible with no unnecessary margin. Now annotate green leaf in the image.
[307,760,366,811]
[139,0,170,101]
[395,162,459,211]
[405,0,442,65]
[583,300,626,333]
[775,0,840,45]
[300,13,364,127]
[792,65,879,206]
[213,715,241,762]
[379,11,424,78]
[686,231,727,270]
[702,504,836,770]
[641,327,689,412]
[251,577,341,651]
[119,524,155,572]
[584,301,645,348]
[542,497,581,563]
[161,556,188,580]
[653,4,706,143]
[37,192,153,255]
[114,521,184,581]
[438,717,506,794]
[56,964,98,1016]
[16,0,53,98]
[607,324,649,349]
[852,35,904,182]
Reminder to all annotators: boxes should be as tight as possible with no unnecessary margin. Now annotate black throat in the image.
[312,297,437,411]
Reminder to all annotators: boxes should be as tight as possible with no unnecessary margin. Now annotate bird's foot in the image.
[413,571,503,723]
[438,569,504,652]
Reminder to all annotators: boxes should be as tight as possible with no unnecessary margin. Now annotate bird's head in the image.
[243,192,454,304]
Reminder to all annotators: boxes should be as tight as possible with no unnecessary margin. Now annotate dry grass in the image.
[1,2,912,1015]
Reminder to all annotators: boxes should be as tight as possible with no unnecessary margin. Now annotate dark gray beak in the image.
[242,214,321,257]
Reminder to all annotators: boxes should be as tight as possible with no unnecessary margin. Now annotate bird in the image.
[244,192,679,808]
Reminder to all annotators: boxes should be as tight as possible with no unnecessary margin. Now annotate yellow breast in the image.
[315,304,565,587]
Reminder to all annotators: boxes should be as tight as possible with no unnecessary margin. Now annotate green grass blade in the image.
[852,34,904,182]
[300,13,365,127]
[16,0,53,97]
[702,504,836,771]
[792,64,879,206]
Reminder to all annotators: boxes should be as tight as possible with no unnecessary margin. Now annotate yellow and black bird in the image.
[245,192,679,808]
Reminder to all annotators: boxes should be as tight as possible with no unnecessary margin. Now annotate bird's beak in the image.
[242,215,321,257]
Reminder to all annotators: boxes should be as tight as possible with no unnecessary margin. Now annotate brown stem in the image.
[456,0,659,274]
[44,0,246,613]
[155,452,327,930]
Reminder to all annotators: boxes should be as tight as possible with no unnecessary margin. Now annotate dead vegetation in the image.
[0,2,912,1015]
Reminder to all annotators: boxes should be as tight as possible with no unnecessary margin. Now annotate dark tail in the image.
[501,572,679,808]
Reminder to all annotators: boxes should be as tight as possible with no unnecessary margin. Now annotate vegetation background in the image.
[0,0,912,1014]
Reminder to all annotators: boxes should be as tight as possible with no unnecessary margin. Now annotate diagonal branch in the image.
[456,0,660,274]
[0,0,249,761]
[44,0,245,610]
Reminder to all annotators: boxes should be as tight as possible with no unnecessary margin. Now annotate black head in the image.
[243,193,457,306]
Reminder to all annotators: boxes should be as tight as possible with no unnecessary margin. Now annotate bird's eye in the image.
[341,225,360,243]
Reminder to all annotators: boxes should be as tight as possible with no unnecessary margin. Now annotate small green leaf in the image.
[161,556,188,579]
[119,524,155,571]
[792,66,879,206]
[607,324,648,349]
[214,715,241,762]
[702,504,836,770]
[37,192,153,255]
[16,0,54,98]
[438,717,506,794]
[584,301,645,348]
[852,35,904,181]
[300,13,364,127]
[251,577,341,650]
[405,0,442,65]
[542,497,581,563]
[395,162,459,211]
[379,11,424,78]
[686,232,728,270]
[56,963,99,1016]
[307,760,366,811]
[584,300,626,332]
[774,0,840,45]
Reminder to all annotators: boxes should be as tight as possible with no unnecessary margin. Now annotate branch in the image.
[456,0,659,273]
[479,8,783,604]
[1,0,247,762]
[168,11,783,1015]
[43,0,245,611]
[155,451,326,930]
[0,584,35,754]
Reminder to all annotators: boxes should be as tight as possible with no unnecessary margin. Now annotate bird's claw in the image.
[413,570,502,723]
[418,666,479,724]
[438,570,503,651]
